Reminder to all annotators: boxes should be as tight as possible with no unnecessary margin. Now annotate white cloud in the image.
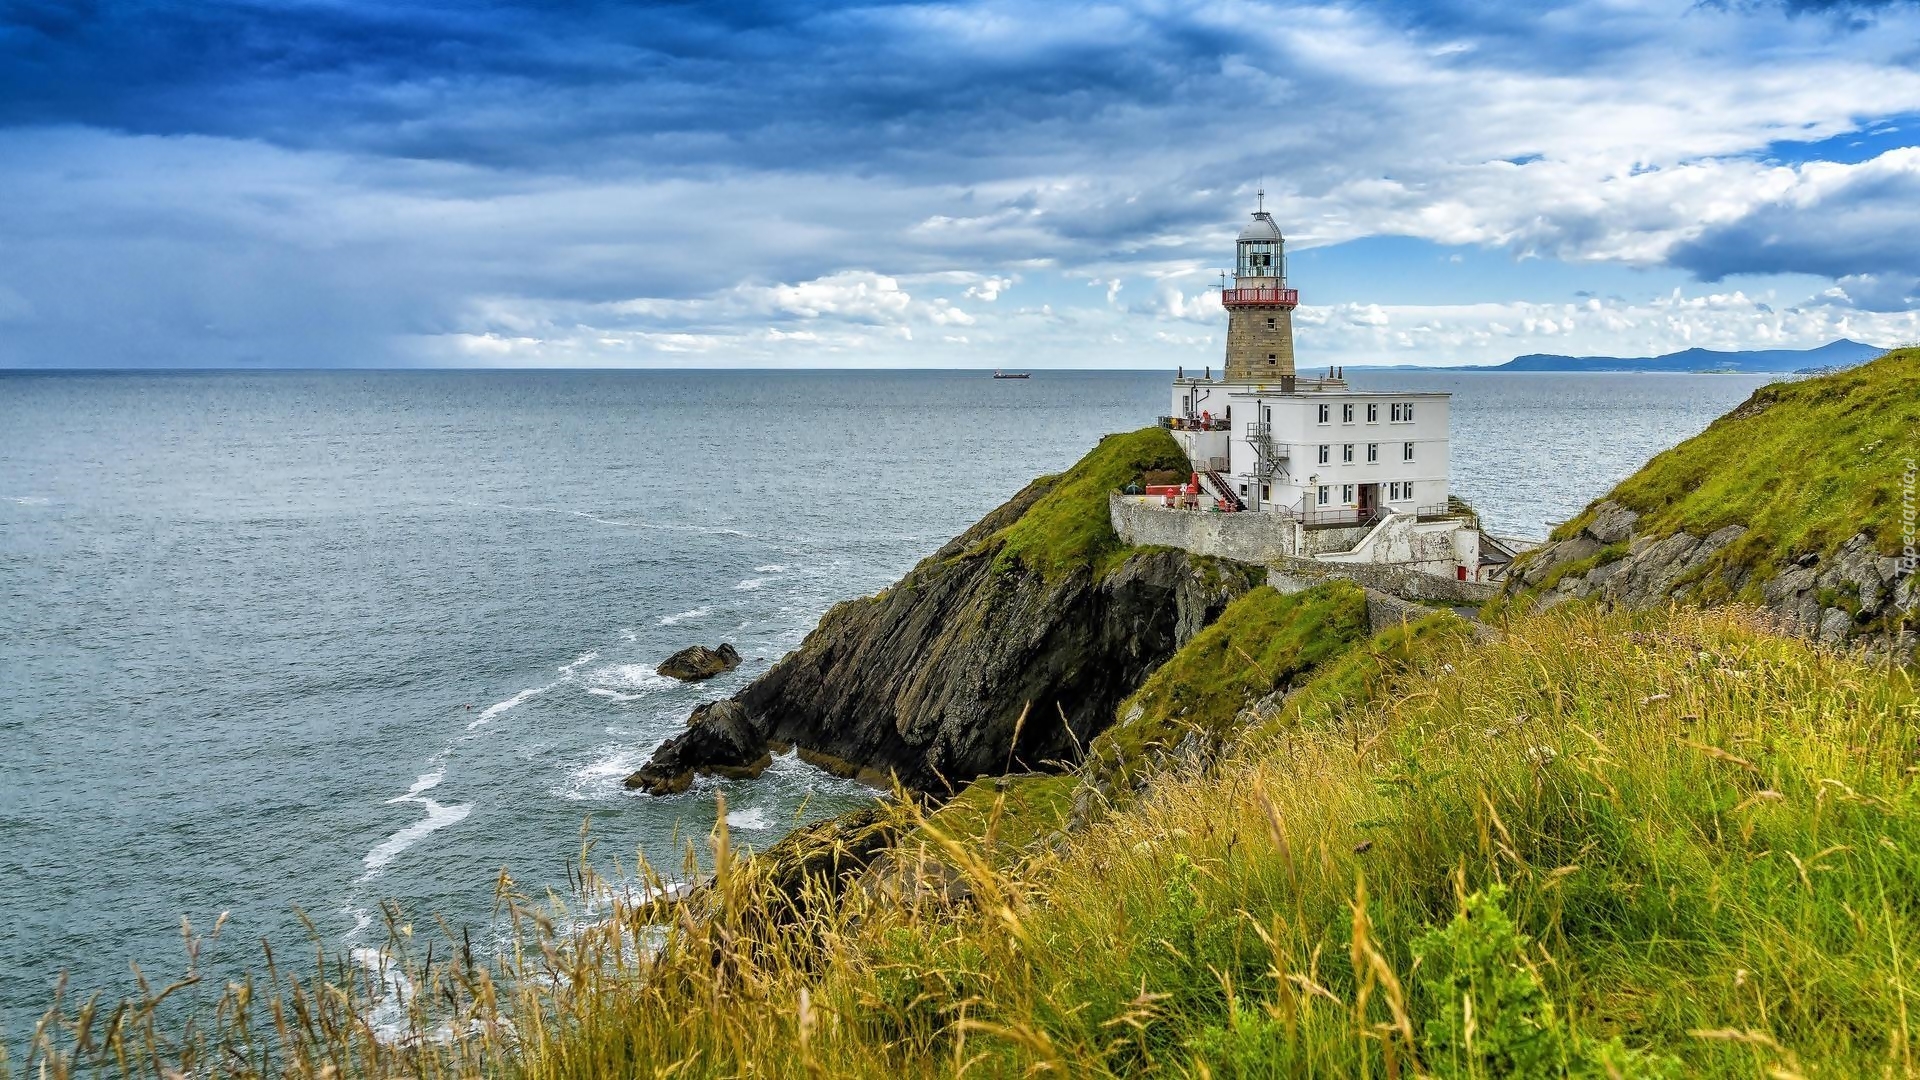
[11,2,1920,367]
[962,275,1015,300]
[766,272,913,321]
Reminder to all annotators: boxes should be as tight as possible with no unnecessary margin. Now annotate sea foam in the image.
[467,682,555,730]
[725,807,772,831]
[363,797,473,874]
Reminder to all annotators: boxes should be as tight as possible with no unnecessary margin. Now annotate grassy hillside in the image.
[43,602,1920,1078]
[985,426,1190,579]
[1552,346,1920,595]
[1089,582,1371,789]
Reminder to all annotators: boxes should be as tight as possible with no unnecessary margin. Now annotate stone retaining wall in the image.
[1110,493,1303,563]
[1268,555,1498,605]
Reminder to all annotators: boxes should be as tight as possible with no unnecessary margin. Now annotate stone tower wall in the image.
[1223,303,1296,381]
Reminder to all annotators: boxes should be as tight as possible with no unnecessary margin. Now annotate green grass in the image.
[987,426,1191,580]
[24,604,1920,1078]
[1551,347,1918,597]
[1245,606,1474,740]
[1089,582,1371,788]
[916,773,1080,861]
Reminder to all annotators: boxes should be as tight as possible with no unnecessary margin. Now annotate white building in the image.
[1115,194,1506,587]
[1168,382,1452,523]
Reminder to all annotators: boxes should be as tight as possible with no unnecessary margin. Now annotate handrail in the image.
[1160,416,1230,431]
[1221,287,1298,307]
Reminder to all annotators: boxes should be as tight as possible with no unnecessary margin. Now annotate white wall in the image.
[1212,389,1450,514]
[1171,428,1229,469]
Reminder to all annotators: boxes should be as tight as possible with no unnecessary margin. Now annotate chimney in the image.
[1178,365,1184,380]
[1281,374,1296,394]
[1205,364,1212,380]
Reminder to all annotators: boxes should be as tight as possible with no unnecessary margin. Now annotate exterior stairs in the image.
[1199,469,1245,511]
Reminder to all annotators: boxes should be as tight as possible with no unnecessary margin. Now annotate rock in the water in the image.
[657,643,742,681]
[624,700,769,795]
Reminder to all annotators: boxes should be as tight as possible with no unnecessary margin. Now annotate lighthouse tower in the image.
[1221,191,1297,387]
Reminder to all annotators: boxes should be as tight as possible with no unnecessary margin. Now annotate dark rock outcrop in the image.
[1513,499,1912,656]
[633,474,1262,795]
[657,643,742,681]
[624,700,771,795]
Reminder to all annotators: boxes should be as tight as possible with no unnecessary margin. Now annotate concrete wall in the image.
[1170,428,1229,470]
[1268,555,1497,605]
[1316,514,1474,577]
[1111,493,1299,562]
[1297,522,1375,556]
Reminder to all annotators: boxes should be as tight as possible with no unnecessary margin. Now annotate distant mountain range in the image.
[1491,339,1887,373]
[1349,339,1890,373]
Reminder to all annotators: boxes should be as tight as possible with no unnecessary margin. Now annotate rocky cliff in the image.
[629,428,1265,795]
[1509,348,1919,657]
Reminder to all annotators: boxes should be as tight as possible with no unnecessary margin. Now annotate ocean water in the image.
[0,367,1769,1043]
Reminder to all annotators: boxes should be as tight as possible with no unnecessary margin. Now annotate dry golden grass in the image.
[18,603,1920,1078]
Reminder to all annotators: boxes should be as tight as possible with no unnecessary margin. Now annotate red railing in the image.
[1222,287,1298,308]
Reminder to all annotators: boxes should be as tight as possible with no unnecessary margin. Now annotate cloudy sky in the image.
[3,0,1920,368]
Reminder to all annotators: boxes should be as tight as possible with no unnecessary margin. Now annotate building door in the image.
[1358,483,1378,513]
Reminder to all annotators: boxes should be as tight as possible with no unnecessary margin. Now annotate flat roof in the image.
[1218,387,1452,399]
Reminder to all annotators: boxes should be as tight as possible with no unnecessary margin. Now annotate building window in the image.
[1403,402,1415,422]
[1342,443,1354,463]
[1318,444,1330,465]
[1403,441,1415,462]
[1264,406,1272,424]
[1267,354,1277,365]
[1367,403,1378,423]
[1261,484,1271,501]
[1366,442,1378,463]
[1342,484,1354,504]
[1342,404,1354,423]
[1266,317,1276,329]
[1317,485,1331,506]
[1317,404,1330,424]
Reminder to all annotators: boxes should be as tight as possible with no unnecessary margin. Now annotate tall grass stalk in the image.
[16,604,1920,1077]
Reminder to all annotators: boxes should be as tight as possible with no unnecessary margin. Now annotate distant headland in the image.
[1352,337,1887,374]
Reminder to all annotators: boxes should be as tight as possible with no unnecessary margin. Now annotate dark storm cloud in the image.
[1669,162,1920,285]
[0,0,1246,175]
[4,0,1920,366]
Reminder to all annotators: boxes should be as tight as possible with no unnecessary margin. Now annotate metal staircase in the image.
[1249,421,1287,481]
[1200,469,1245,511]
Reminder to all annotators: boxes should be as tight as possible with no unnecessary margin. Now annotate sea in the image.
[0,367,1772,1047]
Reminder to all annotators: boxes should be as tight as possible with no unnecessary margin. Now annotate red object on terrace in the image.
[1221,287,1298,308]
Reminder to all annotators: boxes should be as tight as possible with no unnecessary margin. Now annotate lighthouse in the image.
[1221,190,1298,387]
[1161,193,1455,525]
[1126,193,1503,586]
